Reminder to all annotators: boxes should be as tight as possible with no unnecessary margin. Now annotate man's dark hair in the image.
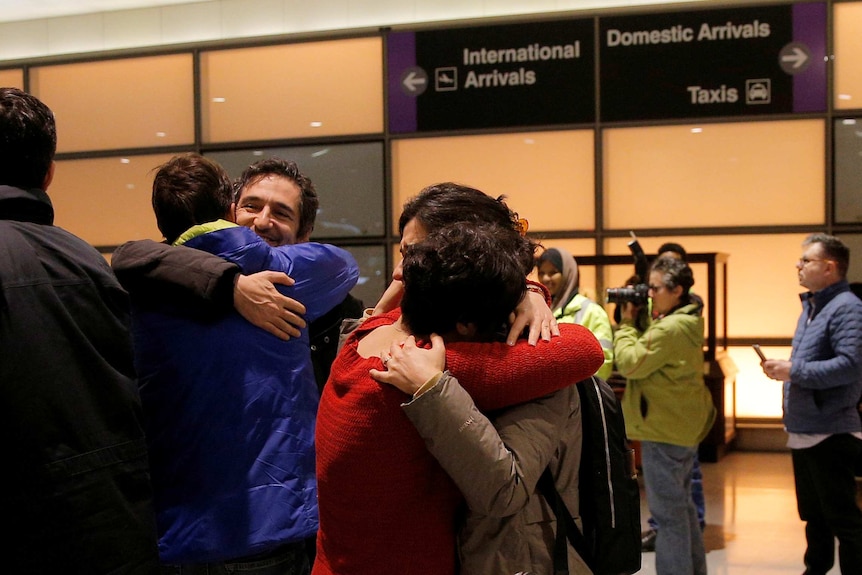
[650,255,695,301]
[804,233,850,278]
[398,182,536,276]
[0,88,56,190]
[152,153,233,244]
[235,157,319,241]
[400,222,531,339]
[657,242,687,261]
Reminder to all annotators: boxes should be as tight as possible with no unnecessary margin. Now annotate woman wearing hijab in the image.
[537,246,614,379]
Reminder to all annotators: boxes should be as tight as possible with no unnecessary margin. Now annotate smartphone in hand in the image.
[752,344,767,362]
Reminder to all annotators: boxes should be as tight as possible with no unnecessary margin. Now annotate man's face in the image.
[233,175,305,247]
[797,242,835,293]
[392,218,428,282]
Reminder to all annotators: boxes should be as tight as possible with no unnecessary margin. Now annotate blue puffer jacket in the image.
[132,222,358,563]
[784,279,862,435]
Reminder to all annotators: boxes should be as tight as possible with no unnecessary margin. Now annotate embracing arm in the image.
[111,239,305,340]
[112,239,239,312]
[445,323,602,411]
[371,335,572,517]
[404,375,572,517]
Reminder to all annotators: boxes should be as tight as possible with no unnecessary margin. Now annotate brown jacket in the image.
[404,373,593,575]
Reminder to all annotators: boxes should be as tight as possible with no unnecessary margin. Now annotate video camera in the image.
[606,231,650,306]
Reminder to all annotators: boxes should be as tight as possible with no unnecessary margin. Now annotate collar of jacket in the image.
[0,184,54,225]
[800,279,850,314]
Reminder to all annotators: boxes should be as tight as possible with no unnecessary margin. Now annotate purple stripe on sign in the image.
[387,32,418,133]
[793,2,827,113]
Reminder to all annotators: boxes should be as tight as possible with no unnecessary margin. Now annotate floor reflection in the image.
[634,450,842,575]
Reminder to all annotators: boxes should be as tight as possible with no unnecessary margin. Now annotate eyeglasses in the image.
[798,257,832,266]
[647,284,665,293]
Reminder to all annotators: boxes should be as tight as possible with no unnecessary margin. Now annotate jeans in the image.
[160,541,311,575]
[641,440,707,575]
[793,433,862,575]
[648,451,706,530]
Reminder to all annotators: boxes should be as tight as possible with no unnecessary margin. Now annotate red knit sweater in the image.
[314,311,603,575]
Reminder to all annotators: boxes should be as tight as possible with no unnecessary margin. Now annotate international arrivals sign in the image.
[387,19,595,133]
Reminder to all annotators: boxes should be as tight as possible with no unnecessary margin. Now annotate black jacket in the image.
[0,185,159,573]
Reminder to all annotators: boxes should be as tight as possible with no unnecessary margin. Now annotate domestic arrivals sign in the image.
[387,20,595,133]
[599,2,826,121]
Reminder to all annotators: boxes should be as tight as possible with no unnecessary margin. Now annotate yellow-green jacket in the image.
[613,302,715,446]
[556,293,614,380]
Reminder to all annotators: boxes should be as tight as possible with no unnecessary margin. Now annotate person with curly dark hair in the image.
[314,183,603,575]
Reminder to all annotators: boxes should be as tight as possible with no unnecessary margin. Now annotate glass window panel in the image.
[201,38,383,142]
[604,234,808,339]
[392,130,595,234]
[207,142,385,240]
[834,2,862,110]
[0,69,24,89]
[30,55,194,153]
[51,154,171,246]
[343,245,387,311]
[603,120,824,228]
[834,118,862,223]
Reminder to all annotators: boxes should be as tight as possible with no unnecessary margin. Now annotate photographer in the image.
[613,256,716,575]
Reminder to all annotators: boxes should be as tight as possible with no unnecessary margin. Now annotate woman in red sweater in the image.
[314,185,603,575]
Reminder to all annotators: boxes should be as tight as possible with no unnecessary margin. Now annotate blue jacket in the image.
[131,223,358,563]
[784,279,862,435]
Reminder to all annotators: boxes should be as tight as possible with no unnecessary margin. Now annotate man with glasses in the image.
[613,255,715,575]
[760,233,862,575]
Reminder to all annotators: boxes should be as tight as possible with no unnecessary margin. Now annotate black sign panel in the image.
[388,20,595,133]
[600,3,826,121]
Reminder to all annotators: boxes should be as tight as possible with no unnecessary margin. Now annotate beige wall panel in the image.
[392,130,595,234]
[51,154,171,246]
[604,120,824,228]
[201,38,383,142]
[30,55,194,153]
[0,69,24,89]
[835,2,862,110]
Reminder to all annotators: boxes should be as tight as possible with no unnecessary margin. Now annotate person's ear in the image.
[671,284,684,299]
[227,202,237,224]
[42,161,56,191]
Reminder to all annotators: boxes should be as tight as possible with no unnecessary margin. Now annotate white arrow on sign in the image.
[403,71,427,92]
[781,46,808,69]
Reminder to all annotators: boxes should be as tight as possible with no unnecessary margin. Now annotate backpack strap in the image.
[537,466,590,575]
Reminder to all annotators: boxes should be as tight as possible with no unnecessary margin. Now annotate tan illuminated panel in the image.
[834,2,862,110]
[604,233,808,339]
[604,120,824,229]
[729,345,789,418]
[202,38,383,142]
[30,55,194,153]
[392,131,595,234]
[0,69,24,89]
[51,154,172,246]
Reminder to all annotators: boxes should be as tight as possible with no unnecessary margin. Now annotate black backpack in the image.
[538,375,641,575]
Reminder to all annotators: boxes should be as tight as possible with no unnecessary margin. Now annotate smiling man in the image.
[761,233,862,575]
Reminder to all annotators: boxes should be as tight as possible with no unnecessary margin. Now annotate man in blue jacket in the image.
[126,153,358,573]
[761,233,862,575]
[0,88,160,573]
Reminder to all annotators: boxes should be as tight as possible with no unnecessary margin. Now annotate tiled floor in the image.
[634,450,843,575]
